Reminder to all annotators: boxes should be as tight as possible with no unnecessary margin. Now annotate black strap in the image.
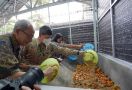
[8,35,20,59]
[9,36,15,53]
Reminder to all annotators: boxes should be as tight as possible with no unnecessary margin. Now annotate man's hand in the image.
[43,67,54,76]
[21,85,41,90]
[43,66,58,81]
[21,86,31,90]
[9,71,25,80]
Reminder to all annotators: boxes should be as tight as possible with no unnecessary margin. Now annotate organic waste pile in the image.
[72,62,120,90]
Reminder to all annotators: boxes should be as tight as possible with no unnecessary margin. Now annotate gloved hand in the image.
[83,50,98,64]
[81,43,94,51]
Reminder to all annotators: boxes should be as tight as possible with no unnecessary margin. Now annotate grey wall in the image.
[114,0,132,62]
[51,21,94,44]
[98,12,112,55]
[98,0,132,63]
[98,53,132,90]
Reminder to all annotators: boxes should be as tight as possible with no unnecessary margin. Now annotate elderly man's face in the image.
[16,25,34,46]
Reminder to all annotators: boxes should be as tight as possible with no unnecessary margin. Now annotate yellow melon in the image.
[83,50,98,64]
[39,58,60,84]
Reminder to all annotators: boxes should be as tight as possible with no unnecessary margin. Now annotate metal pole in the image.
[13,0,16,13]
[15,15,18,21]
[110,0,115,57]
[30,0,32,20]
[3,18,6,34]
[67,2,73,44]
[82,3,84,20]
[14,0,17,21]
[30,0,32,8]
[92,0,98,51]
[31,11,32,20]
[96,1,99,52]
[48,7,51,26]
[1,15,4,34]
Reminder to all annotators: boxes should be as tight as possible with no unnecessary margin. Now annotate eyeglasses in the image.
[22,31,34,39]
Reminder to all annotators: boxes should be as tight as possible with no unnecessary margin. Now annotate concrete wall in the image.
[98,53,132,90]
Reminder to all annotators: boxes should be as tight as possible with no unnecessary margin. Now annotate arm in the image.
[53,42,83,50]
[61,44,82,50]
[0,40,20,79]
[50,43,84,58]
